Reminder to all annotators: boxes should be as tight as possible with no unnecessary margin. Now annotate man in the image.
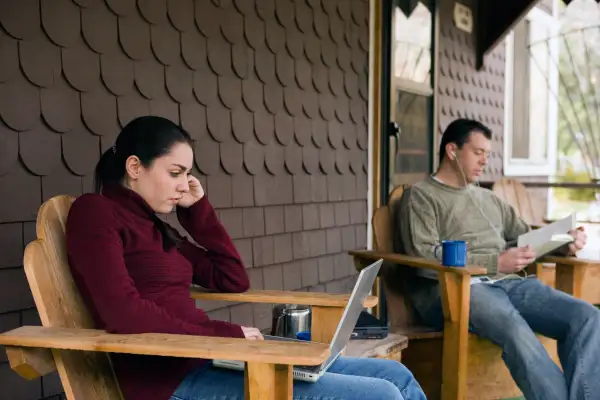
[395,118,599,400]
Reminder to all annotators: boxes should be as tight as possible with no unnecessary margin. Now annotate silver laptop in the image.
[212,259,383,382]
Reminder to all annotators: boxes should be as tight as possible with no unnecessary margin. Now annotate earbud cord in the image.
[452,155,526,280]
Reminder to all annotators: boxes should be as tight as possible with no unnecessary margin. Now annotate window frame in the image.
[503,4,561,176]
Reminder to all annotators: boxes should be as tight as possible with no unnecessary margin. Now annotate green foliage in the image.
[554,22,600,171]
[555,162,597,202]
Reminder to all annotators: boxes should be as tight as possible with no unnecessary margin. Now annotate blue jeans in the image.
[170,356,426,400]
[413,277,600,400]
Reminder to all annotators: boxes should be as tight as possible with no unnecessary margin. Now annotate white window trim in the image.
[503,4,561,176]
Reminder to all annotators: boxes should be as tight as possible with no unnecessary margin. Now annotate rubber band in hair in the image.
[112,145,117,154]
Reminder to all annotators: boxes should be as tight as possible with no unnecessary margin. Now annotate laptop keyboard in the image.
[295,364,321,372]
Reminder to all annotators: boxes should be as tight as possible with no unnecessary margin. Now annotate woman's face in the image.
[125,142,194,214]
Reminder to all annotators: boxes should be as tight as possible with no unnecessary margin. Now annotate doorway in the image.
[386,0,436,197]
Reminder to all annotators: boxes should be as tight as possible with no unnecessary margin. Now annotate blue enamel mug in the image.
[434,240,467,267]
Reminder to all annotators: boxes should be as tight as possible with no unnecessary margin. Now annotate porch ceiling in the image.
[475,0,600,69]
[475,0,539,69]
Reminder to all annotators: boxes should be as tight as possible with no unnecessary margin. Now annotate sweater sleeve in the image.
[398,188,498,274]
[495,197,531,243]
[466,252,499,275]
[66,194,244,338]
[176,197,250,293]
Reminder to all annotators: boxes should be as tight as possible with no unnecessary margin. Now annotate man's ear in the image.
[445,143,458,160]
[125,155,142,180]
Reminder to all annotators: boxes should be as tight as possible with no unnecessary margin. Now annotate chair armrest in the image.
[0,326,329,366]
[190,288,378,308]
[539,256,600,300]
[2,326,329,397]
[348,250,487,276]
[189,288,377,346]
[540,256,600,266]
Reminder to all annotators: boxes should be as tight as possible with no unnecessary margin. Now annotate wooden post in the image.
[438,271,470,400]
[555,262,586,299]
[311,306,345,344]
[245,362,293,400]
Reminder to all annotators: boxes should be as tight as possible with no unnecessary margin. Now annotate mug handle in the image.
[434,244,441,260]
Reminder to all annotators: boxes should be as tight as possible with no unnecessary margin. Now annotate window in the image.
[503,5,561,176]
[389,1,435,189]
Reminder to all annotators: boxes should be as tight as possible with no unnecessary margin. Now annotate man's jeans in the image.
[413,277,600,400]
[170,356,426,400]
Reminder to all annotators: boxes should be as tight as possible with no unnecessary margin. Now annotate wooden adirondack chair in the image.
[349,186,565,400]
[491,178,547,227]
[492,178,600,304]
[0,195,376,400]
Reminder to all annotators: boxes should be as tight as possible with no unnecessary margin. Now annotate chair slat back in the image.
[371,185,406,252]
[24,195,123,400]
[492,178,539,225]
[372,205,394,253]
[372,186,418,329]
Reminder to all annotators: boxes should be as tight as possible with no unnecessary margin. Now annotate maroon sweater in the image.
[66,183,249,400]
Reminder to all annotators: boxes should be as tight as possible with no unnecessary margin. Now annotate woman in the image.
[66,116,426,400]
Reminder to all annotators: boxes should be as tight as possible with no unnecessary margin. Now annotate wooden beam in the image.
[370,0,384,210]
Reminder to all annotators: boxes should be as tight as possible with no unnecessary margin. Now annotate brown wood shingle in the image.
[0,1,370,397]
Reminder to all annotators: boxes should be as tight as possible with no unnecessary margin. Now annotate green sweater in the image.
[394,175,530,278]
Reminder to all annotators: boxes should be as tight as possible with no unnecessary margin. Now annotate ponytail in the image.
[93,147,124,194]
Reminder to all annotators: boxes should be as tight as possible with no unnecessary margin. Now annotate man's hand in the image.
[565,227,587,256]
[241,326,264,340]
[498,245,536,274]
[177,175,205,208]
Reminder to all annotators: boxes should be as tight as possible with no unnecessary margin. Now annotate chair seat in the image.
[391,325,443,340]
[344,333,409,361]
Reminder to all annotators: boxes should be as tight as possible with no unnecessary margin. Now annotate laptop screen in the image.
[325,259,382,361]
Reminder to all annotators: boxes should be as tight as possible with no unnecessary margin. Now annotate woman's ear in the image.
[125,155,142,180]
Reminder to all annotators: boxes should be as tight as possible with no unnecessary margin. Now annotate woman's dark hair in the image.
[438,118,492,164]
[94,116,194,251]
[94,116,194,193]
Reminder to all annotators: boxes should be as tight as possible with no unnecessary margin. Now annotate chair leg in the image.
[245,361,293,400]
[438,272,470,400]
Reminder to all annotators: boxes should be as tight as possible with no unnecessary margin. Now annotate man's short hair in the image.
[438,118,492,164]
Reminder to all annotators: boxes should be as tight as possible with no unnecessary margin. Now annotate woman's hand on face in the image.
[177,175,205,208]
[241,326,264,340]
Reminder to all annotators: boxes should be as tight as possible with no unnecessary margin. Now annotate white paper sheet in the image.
[517,214,576,258]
